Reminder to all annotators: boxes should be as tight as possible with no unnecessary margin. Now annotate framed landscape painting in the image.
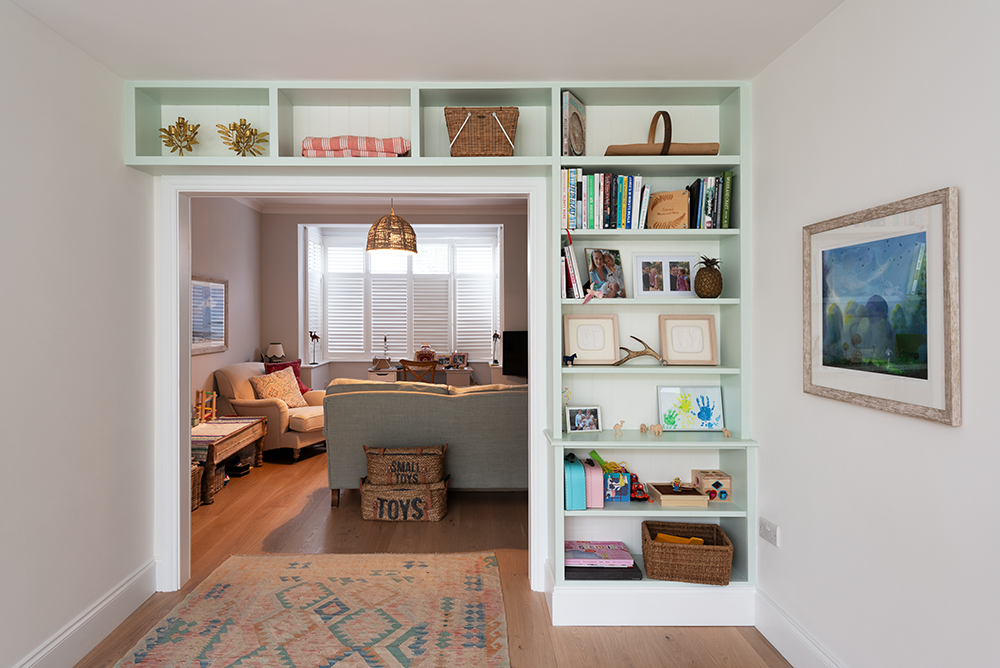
[802,187,960,425]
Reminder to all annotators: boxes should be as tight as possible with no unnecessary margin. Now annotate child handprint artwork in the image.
[696,395,720,428]
[658,386,725,431]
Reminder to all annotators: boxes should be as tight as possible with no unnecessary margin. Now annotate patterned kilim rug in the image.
[115,552,510,667]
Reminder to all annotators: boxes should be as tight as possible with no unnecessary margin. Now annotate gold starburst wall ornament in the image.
[216,118,269,157]
[158,117,200,156]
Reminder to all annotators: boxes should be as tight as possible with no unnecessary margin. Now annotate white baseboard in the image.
[755,590,846,668]
[550,583,756,626]
[13,560,156,668]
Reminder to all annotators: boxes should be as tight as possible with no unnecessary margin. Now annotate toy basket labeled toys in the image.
[191,462,203,511]
[640,520,733,585]
[360,475,449,522]
[444,107,518,156]
[364,444,446,485]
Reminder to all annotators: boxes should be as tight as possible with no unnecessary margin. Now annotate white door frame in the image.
[153,174,550,592]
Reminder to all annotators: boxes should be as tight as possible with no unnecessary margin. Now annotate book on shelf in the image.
[562,90,586,157]
[720,170,734,229]
[560,256,566,297]
[564,540,634,567]
[638,184,651,229]
[562,242,584,298]
[703,176,716,229]
[567,168,577,229]
[560,169,568,229]
[683,173,735,229]
[565,564,642,581]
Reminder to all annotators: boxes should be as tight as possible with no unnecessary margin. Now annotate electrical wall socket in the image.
[759,517,779,547]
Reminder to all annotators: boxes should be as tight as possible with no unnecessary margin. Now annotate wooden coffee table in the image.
[191,416,267,504]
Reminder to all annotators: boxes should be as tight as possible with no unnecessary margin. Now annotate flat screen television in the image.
[502,330,528,378]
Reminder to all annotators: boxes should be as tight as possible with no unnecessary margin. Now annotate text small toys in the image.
[691,469,731,502]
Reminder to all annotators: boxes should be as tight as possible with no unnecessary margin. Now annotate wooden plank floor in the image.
[77,447,792,668]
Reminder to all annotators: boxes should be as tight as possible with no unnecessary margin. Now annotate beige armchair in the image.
[214,362,325,461]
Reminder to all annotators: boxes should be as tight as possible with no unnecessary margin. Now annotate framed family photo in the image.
[803,187,960,426]
[451,352,468,368]
[584,248,626,298]
[566,406,602,433]
[634,255,696,298]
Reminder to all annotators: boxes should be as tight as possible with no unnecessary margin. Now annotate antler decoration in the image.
[613,336,666,366]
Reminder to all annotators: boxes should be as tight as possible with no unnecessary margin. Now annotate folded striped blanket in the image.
[303,149,403,158]
[302,135,411,156]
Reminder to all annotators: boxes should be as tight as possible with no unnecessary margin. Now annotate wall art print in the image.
[803,188,960,426]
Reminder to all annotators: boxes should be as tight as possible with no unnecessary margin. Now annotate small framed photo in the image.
[634,255,697,297]
[658,386,725,431]
[437,354,452,367]
[563,314,620,365]
[659,314,718,365]
[451,352,468,368]
[566,406,602,433]
[584,248,627,298]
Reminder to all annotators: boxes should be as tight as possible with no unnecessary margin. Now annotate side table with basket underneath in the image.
[191,415,267,505]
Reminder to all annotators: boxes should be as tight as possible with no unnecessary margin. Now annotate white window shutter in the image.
[370,275,409,358]
[412,275,451,354]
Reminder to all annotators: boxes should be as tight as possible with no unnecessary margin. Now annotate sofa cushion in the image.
[448,383,529,395]
[325,378,449,395]
[249,367,307,407]
[265,358,310,395]
[288,405,324,432]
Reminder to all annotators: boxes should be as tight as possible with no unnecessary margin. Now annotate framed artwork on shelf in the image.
[659,314,718,365]
[437,354,452,367]
[191,275,228,355]
[451,352,468,368]
[564,314,620,365]
[584,248,627,298]
[634,255,697,298]
[657,386,725,431]
[566,406,602,433]
[803,187,960,426]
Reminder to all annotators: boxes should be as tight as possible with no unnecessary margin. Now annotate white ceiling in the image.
[11,0,844,82]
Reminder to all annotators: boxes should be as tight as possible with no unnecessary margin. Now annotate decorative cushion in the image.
[264,359,310,395]
[449,383,529,395]
[288,405,324,432]
[248,367,307,407]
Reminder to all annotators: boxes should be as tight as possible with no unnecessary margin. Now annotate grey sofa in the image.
[323,378,528,507]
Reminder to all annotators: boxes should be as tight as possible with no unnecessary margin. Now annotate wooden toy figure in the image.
[639,423,648,433]
[650,423,663,437]
[672,477,682,492]
[613,420,625,437]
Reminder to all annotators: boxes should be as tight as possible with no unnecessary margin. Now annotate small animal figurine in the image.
[650,423,663,437]
[723,428,732,438]
[672,477,682,492]
[613,420,625,437]
[563,353,577,366]
[639,423,648,434]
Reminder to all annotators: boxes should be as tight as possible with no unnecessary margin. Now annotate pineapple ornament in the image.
[694,256,724,298]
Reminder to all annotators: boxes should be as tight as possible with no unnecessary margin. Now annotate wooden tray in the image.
[646,483,709,507]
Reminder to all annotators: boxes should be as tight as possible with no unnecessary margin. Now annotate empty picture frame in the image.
[191,275,228,355]
[659,314,718,365]
[564,314,620,364]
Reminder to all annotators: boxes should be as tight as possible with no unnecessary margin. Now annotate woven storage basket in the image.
[211,466,226,495]
[191,462,203,511]
[640,520,733,585]
[444,107,519,156]
[364,444,447,485]
[359,475,449,522]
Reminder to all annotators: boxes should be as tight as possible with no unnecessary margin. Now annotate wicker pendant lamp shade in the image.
[366,203,417,254]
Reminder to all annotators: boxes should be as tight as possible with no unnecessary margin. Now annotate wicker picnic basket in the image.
[191,462,203,510]
[363,444,447,485]
[640,520,733,585]
[359,475,450,522]
[444,107,519,156]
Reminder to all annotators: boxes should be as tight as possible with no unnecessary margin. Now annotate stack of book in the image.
[560,169,651,231]
[564,540,642,580]
[560,239,585,298]
[686,171,735,229]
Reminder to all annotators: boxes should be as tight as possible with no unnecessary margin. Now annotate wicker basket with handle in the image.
[191,462,203,511]
[640,520,733,585]
[444,107,518,156]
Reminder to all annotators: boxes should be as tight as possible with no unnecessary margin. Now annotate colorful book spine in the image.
[587,174,595,229]
[567,168,577,229]
[564,540,634,567]
[617,176,626,228]
[720,170,733,229]
[631,175,643,229]
[625,175,634,229]
[560,169,568,228]
[703,176,716,229]
[638,184,651,229]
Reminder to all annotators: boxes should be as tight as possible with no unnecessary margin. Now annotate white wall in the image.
[0,2,155,666]
[752,1,1000,666]
[190,197,262,403]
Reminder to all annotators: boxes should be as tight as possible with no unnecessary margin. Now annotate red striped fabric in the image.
[303,149,403,158]
[302,135,411,155]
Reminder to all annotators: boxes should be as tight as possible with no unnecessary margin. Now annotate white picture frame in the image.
[657,386,725,431]
[563,314,620,365]
[634,255,697,298]
[566,406,602,433]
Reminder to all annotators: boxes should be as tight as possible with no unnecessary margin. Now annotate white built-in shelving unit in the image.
[125,80,755,626]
